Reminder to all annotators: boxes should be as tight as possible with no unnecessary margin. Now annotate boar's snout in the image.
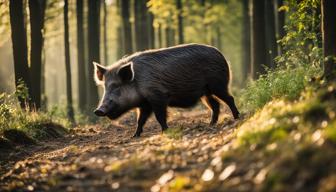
[94,108,106,116]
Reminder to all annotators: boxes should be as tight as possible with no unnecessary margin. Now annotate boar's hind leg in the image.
[133,104,152,137]
[213,90,240,119]
[152,105,168,132]
[201,95,220,125]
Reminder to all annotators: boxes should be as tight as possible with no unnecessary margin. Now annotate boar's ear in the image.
[93,62,107,84]
[117,62,134,82]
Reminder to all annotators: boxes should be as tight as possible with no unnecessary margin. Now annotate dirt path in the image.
[0,108,240,192]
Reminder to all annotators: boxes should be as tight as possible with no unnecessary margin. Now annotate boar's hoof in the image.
[132,133,141,138]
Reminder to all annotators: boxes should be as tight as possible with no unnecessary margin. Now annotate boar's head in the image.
[93,61,140,119]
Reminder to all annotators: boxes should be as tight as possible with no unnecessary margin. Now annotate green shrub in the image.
[0,92,70,144]
[238,64,321,112]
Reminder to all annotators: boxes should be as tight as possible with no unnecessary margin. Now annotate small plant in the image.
[164,126,183,139]
[0,90,70,147]
[238,64,321,112]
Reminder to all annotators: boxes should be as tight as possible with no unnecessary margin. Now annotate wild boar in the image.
[93,44,240,137]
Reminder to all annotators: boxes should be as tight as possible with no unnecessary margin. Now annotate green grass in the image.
[196,83,336,192]
[0,93,71,146]
[164,126,184,139]
[238,64,321,112]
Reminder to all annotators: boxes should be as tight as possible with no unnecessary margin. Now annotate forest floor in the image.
[0,108,242,192]
[1,84,336,192]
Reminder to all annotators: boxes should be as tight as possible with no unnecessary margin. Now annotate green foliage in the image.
[239,0,324,111]
[277,0,322,67]
[238,64,321,112]
[0,91,70,144]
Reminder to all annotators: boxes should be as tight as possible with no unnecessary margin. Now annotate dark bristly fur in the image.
[94,43,240,137]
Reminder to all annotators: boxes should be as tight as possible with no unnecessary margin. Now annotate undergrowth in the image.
[238,64,321,112]
[0,92,71,147]
[196,83,336,192]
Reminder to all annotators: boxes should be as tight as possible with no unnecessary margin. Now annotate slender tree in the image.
[103,0,108,64]
[116,0,124,58]
[321,0,336,81]
[134,0,149,51]
[64,0,75,122]
[216,27,222,50]
[9,0,32,109]
[176,0,184,44]
[242,0,251,80]
[265,0,278,68]
[157,23,163,48]
[29,0,46,110]
[147,11,155,49]
[276,0,285,55]
[165,27,175,47]
[251,0,267,79]
[277,0,285,39]
[76,0,87,112]
[87,0,100,111]
[120,0,133,54]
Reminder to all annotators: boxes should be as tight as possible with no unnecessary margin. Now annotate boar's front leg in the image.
[133,104,152,137]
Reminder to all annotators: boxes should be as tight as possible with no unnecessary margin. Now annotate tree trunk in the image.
[9,0,32,109]
[176,0,184,44]
[251,0,267,79]
[242,0,251,80]
[28,0,46,110]
[321,0,336,81]
[165,27,175,47]
[76,0,87,112]
[276,0,285,55]
[216,27,222,50]
[120,0,133,55]
[134,0,149,51]
[147,11,155,49]
[277,0,285,39]
[64,0,75,122]
[87,0,100,112]
[103,0,108,64]
[265,0,278,68]
[158,24,162,48]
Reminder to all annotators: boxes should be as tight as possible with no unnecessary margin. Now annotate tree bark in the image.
[157,24,162,48]
[76,0,87,112]
[277,0,285,39]
[321,0,336,81]
[165,27,175,47]
[242,0,251,80]
[87,0,100,111]
[9,0,32,109]
[28,0,46,110]
[176,0,184,44]
[64,0,75,122]
[251,0,267,79]
[120,0,133,54]
[216,27,222,50]
[275,0,285,55]
[147,11,155,49]
[134,0,149,51]
[265,0,278,68]
[103,0,108,64]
